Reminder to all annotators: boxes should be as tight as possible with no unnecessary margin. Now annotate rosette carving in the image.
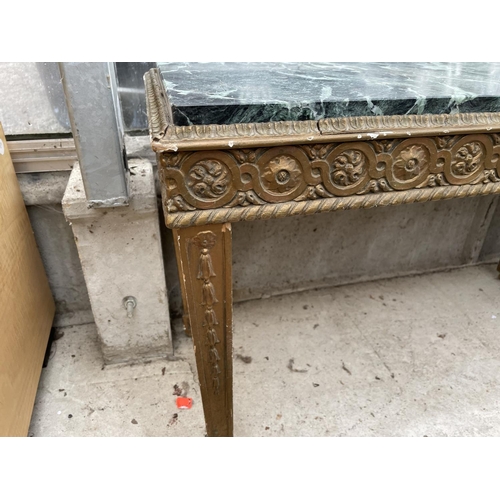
[387,139,435,190]
[323,143,373,196]
[393,145,429,182]
[187,159,230,199]
[261,155,302,194]
[451,142,484,176]
[446,135,490,184]
[330,149,367,187]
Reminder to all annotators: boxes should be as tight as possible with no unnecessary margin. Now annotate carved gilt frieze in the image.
[160,133,500,214]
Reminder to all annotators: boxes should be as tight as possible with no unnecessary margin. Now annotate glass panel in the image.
[116,62,156,133]
[0,62,156,137]
[0,62,71,136]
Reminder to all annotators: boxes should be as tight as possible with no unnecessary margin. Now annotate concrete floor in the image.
[29,264,500,437]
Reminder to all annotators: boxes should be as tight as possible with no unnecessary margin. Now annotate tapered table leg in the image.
[173,223,233,437]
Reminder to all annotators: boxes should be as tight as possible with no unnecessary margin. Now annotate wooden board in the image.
[0,123,55,436]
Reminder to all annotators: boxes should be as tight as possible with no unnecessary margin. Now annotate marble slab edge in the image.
[145,69,500,153]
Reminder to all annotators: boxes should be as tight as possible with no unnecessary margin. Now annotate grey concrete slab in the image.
[29,323,205,437]
[233,265,500,436]
[30,264,500,437]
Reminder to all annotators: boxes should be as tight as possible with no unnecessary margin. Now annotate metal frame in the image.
[59,62,129,207]
[8,138,76,173]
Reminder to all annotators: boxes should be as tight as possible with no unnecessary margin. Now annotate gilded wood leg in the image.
[173,223,233,437]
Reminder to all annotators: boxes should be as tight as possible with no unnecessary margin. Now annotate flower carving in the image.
[372,140,396,154]
[160,153,181,168]
[330,149,366,187]
[233,149,256,164]
[305,144,330,160]
[193,230,217,250]
[435,136,456,150]
[452,142,484,176]
[187,159,230,199]
[393,145,429,181]
[261,155,302,193]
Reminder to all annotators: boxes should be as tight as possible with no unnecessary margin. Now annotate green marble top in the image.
[158,62,500,126]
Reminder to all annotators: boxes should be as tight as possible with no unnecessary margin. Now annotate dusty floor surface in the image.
[30,264,500,437]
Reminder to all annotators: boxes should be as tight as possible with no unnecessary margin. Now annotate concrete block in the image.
[17,170,92,326]
[62,160,172,363]
[26,204,93,327]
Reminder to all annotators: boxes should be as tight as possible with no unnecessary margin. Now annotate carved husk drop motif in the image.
[194,231,222,395]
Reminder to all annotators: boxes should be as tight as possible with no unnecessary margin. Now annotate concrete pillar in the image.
[62,159,172,364]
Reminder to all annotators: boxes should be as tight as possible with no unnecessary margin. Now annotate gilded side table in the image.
[146,63,500,437]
